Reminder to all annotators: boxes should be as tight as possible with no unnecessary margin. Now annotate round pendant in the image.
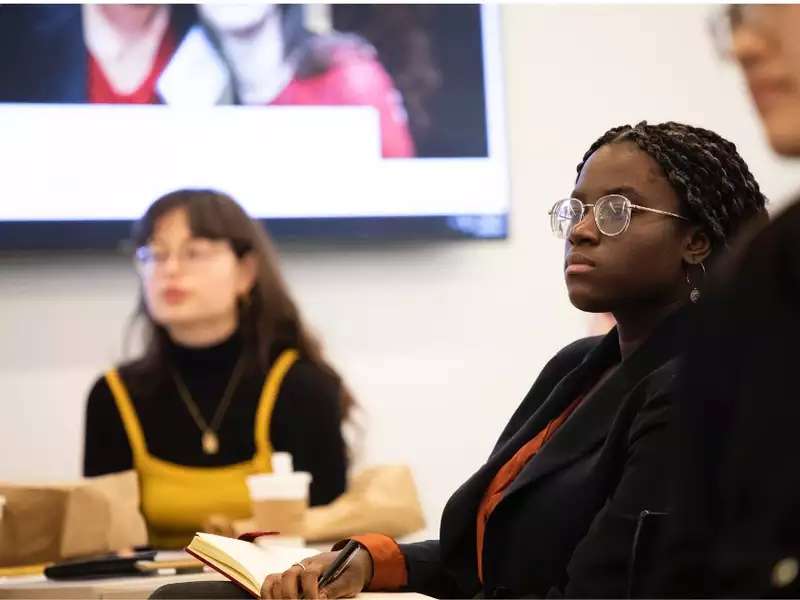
[690,288,701,303]
[202,431,219,455]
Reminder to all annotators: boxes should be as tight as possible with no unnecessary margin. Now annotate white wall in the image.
[2,5,799,534]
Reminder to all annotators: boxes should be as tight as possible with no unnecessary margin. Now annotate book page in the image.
[192,533,320,590]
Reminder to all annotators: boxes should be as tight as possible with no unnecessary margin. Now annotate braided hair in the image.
[576,121,768,254]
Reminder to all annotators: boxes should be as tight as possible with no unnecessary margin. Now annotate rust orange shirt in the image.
[347,396,583,590]
[475,395,582,581]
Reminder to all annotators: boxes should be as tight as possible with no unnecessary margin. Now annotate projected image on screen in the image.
[0,4,507,247]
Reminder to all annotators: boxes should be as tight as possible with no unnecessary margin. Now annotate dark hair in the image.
[330,5,441,141]
[576,121,768,256]
[128,189,356,425]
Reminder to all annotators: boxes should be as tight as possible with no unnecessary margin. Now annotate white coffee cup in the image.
[246,472,312,536]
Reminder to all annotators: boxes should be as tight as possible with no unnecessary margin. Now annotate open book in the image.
[185,532,320,598]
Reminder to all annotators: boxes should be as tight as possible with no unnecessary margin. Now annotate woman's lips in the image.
[565,264,595,275]
[162,288,188,304]
[749,77,795,113]
[565,252,596,275]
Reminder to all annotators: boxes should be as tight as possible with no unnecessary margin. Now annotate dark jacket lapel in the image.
[501,308,689,502]
[473,335,614,484]
[439,331,618,575]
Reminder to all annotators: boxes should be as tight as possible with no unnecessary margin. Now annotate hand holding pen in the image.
[261,540,373,599]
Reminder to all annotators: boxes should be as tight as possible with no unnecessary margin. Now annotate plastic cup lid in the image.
[246,472,312,499]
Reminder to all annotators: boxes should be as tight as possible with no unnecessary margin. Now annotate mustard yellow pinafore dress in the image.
[104,349,298,548]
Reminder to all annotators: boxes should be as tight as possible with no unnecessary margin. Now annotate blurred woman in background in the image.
[83,189,351,548]
[659,5,800,596]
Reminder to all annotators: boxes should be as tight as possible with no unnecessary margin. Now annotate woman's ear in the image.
[236,251,258,296]
[683,226,712,265]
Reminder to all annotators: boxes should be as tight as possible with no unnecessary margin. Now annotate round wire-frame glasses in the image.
[548,194,689,239]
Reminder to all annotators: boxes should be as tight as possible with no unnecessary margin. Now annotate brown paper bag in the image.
[227,465,426,543]
[0,471,147,567]
[302,464,425,542]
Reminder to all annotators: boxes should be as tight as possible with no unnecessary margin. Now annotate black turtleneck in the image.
[83,331,346,507]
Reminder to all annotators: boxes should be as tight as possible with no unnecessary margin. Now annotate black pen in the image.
[317,540,361,589]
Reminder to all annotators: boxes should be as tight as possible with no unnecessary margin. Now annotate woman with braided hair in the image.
[153,121,766,599]
[586,119,768,336]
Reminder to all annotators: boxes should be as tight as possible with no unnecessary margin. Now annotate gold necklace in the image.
[170,354,247,455]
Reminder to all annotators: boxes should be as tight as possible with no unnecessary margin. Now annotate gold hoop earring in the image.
[685,262,707,303]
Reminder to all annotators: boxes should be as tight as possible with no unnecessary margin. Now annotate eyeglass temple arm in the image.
[631,204,689,221]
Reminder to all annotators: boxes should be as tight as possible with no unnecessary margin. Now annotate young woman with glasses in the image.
[83,189,353,549]
[237,121,768,600]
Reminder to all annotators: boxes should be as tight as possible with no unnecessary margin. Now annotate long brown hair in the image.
[128,188,356,424]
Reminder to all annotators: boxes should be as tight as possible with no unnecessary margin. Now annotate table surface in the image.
[0,572,430,599]
[0,533,435,599]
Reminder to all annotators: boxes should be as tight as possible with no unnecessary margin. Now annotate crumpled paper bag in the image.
[223,464,426,543]
[0,470,147,566]
[303,464,426,541]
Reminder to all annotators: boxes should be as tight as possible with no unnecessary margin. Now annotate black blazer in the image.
[398,309,688,598]
[655,200,800,598]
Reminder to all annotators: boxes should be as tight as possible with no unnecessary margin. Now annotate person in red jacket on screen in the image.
[197,4,415,158]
